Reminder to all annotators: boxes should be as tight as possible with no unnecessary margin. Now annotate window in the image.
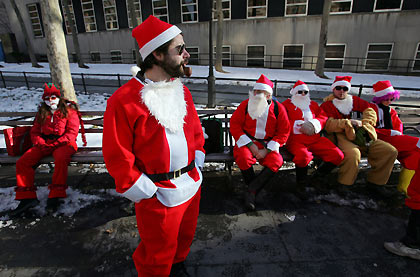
[90,51,101,62]
[61,0,77,34]
[247,45,265,67]
[110,50,122,64]
[413,43,420,71]
[81,0,97,32]
[71,53,77,63]
[127,0,142,28]
[213,0,231,20]
[365,43,393,70]
[181,0,198,23]
[330,0,353,14]
[374,0,403,12]
[283,45,303,69]
[213,45,231,66]
[152,0,168,22]
[285,0,308,16]
[27,4,43,38]
[103,0,118,30]
[132,49,138,63]
[186,47,199,65]
[247,0,267,18]
[325,44,346,69]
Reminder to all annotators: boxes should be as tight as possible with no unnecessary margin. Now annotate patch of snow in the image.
[311,193,378,210]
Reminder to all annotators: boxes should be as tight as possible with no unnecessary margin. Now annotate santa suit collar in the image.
[139,78,187,133]
[332,94,353,115]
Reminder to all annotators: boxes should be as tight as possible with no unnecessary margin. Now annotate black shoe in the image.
[9,198,39,217]
[244,191,256,211]
[170,261,190,277]
[335,182,352,197]
[366,182,395,200]
[46,198,64,213]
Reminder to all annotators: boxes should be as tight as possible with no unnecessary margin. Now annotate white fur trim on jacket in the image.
[253,83,273,94]
[267,140,280,152]
[195,150,205,168]
[390,130,402,136]
[140,25,182,60]
[236,134,252,147]
[122,173,157,203]
[332,95,353,115]
[141,79,186,133]
[308,119,322,133]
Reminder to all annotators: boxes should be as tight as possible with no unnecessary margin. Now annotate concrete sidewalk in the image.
[0,164,418,276]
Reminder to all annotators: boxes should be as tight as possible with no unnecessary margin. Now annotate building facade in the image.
[1,0,420,73]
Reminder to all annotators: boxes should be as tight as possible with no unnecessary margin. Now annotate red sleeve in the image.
[30,115,46,146]
[353,96,371,113]
[229,100,248,142]
[56,109,80,145]
[313,102,328,128]
[391,108,403,133]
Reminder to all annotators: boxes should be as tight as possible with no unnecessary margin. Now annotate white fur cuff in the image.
[195,150,205,168]
[122,174,157,203]
[236,134,252,147]
[267,140,280,152]
[309,119,322,134]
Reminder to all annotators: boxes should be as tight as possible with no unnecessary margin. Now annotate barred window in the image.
[27,4,43,38]
[181,0,198,23]
[325,44,346,69]
[110,50,122,64]
[152,0,168,22]
[365,43,393,71]
[186,47,199,65]
[61,0,77,34]
[285,0,308,16]
[283,45,303,69]
[374,0,403,12]
[90,51,101,62]
[412,43,420,71]
[330,0,352,14]
[127,0,142,28]
[81,0,97,32]
[247,45,265,67]
[247,0,267,19]
[213,0,231,20]
[213,45,232,66]
[103,0,118,30]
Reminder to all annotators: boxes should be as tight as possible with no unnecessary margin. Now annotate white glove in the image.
[202,127,209,139]
[390,130,402,136]
[300,121,315,136]
[350,119,362,128]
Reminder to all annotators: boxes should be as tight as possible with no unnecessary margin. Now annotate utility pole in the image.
[207,0,216,108]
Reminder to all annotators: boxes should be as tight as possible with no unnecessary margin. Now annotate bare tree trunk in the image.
[62,0,88,68]
[9,0,42,68]
[127,0,141,66]
[315,0,331,79]
[40,0,77,102]
[214,0,227,73]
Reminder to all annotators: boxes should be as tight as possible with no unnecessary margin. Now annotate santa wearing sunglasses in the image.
[282,80,344,197]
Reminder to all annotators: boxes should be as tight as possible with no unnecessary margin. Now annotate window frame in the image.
[81,0,97,32]
[246,0,267,19]
[103,0,119,31]
[110,50,123,64]
[180,0,199,23]
[282,44,304,69]
[90,51,101,63]
[364,42,394,71]
[373,0,403,12]
[27,3,44,38]
[127,0,142,28]
[285,0,308,17]
[330,0,353,14]
[324,43,347,70]
[247,45,266,67]
[212,0,231,20]
[412,42,420,72]
[213,45,232,66]
[152,0,169,22]
[61,0,78,34]
[185,46,199,65]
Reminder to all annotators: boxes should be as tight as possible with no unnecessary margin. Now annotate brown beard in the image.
[159,54,188,78]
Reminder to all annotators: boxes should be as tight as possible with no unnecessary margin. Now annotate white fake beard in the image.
[291,93,311,111]
[141,78,187,133]
[248,91,268,120]
[45,98,59,110]
[332,94,353,115]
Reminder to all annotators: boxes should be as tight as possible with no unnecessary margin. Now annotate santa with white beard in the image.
[282,80,344,194]
[230,74,290,210]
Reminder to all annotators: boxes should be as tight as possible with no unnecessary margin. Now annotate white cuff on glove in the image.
[390,130,402,136]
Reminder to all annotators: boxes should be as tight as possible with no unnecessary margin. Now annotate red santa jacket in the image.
[103,77,205,207]
[370,104,403,136]
[320,95,371,119]
[282,98,327,141]
[31,108,80,150]
[230,99,290,152]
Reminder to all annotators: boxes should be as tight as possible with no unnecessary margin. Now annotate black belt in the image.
[147,160,195,182]
[42,134,62,140]
[244,130,272,147]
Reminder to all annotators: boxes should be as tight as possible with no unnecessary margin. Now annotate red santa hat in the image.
[253,74,273,94]
[372,80,400,104]
[42,83,61,100]
[331,76,352,91]
[290,80,309,95]
[132,15,182,60]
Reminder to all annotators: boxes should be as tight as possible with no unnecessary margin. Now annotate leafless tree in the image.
[315,0,331,79]
[214,0,227,73]
[127,0,141,66]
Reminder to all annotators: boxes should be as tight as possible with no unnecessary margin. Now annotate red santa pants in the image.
[133,187,201,276]
[15,144,76,200]
[379,134,420,210]
[286,136,344,168]
[233,144,283,172]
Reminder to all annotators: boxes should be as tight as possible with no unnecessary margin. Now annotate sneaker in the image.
[244,191,256,211]
[384,241,420,260]
[170,261,190,277]
[46,198,64,213]
[9,198,39,217]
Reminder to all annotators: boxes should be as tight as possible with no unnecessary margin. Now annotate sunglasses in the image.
[297,90,308,95]
[384,97,395,102]
[335,86,349,92]
[45,96,58,101]
[176,44,186,55]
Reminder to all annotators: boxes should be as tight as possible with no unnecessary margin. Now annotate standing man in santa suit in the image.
[320,76,397,195]
[230,74,290,211]
[102,16,205,276]
[282,80,344,195]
